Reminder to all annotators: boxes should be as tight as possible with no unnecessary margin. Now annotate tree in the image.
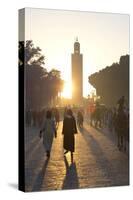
[19,40,64,110]
[47,69,64,105]
[88,55,129,106]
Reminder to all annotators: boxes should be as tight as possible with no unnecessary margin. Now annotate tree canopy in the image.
[19,40,64,110]
[88,55,129,107]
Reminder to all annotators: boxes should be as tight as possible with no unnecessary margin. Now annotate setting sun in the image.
[61,81,72,99]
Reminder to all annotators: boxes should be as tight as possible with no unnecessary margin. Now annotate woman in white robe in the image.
[40,110,57,157]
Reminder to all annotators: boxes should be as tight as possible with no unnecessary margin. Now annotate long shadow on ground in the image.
[79,126,129,186]
[32,157,49,191]
[62,156,79,189]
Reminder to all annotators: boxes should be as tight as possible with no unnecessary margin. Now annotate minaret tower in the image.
[71,38,83,105]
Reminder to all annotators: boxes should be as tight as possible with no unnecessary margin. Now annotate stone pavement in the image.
[24,121,129,192]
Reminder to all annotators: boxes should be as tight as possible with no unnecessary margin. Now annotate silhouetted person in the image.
[26,110,31,126]
[63,107,68,118]
[54,108,60,128]
[40,110,57,158]
[94,102,102,128]
[114,109,127,151]
[77,111,83,128]
[32,110,37,126]
[62,109,77,162]
[117,96,125,112]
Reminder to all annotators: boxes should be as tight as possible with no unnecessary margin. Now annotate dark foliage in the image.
[89,55,129,106]
[19,40,64,110]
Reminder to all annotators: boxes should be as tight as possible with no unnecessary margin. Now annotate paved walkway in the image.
[24,121,129,192]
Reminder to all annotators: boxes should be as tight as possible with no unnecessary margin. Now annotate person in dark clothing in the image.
[62,109,77,162]
[114,109,127,151]
[117,96,125,112]
[94,102,102,128]
[54,108,60,128]
[77,111,84,128]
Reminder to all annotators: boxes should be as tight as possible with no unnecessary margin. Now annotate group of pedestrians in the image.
[114,96,129,151]
[26,109,45,127]
[39,108,77,162]
[27,95,129,162]
[26,108,60,128]
[89,96,129,152]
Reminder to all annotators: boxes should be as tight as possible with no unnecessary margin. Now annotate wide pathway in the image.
[24,121,129,192]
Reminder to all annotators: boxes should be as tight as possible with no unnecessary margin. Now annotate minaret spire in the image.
[74,37,80,54]
[76,36,78,42]
[72,38,83,105]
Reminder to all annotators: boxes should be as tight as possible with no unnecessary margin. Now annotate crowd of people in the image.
[26,108,61,128]
[26,96,129,161]
[89,96,129,152]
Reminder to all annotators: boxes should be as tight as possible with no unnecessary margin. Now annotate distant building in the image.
[71,38,83,105]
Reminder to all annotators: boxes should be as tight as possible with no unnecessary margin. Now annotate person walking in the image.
[62,109,77,162]
[40,110,57,158]
[117,96,126,112]
[77,111,84,128]
[54,108,60,128]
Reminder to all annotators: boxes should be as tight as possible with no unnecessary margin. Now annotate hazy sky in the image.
[23,8,129,97]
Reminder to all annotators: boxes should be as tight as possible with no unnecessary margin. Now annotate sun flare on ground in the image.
[61,81,72,99]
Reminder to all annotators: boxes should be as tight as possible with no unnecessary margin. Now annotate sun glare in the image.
[61,81,72,99]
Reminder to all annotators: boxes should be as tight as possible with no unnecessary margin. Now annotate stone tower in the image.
[71,38,83,105]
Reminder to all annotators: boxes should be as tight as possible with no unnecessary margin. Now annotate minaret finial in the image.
[76,36,78,42]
